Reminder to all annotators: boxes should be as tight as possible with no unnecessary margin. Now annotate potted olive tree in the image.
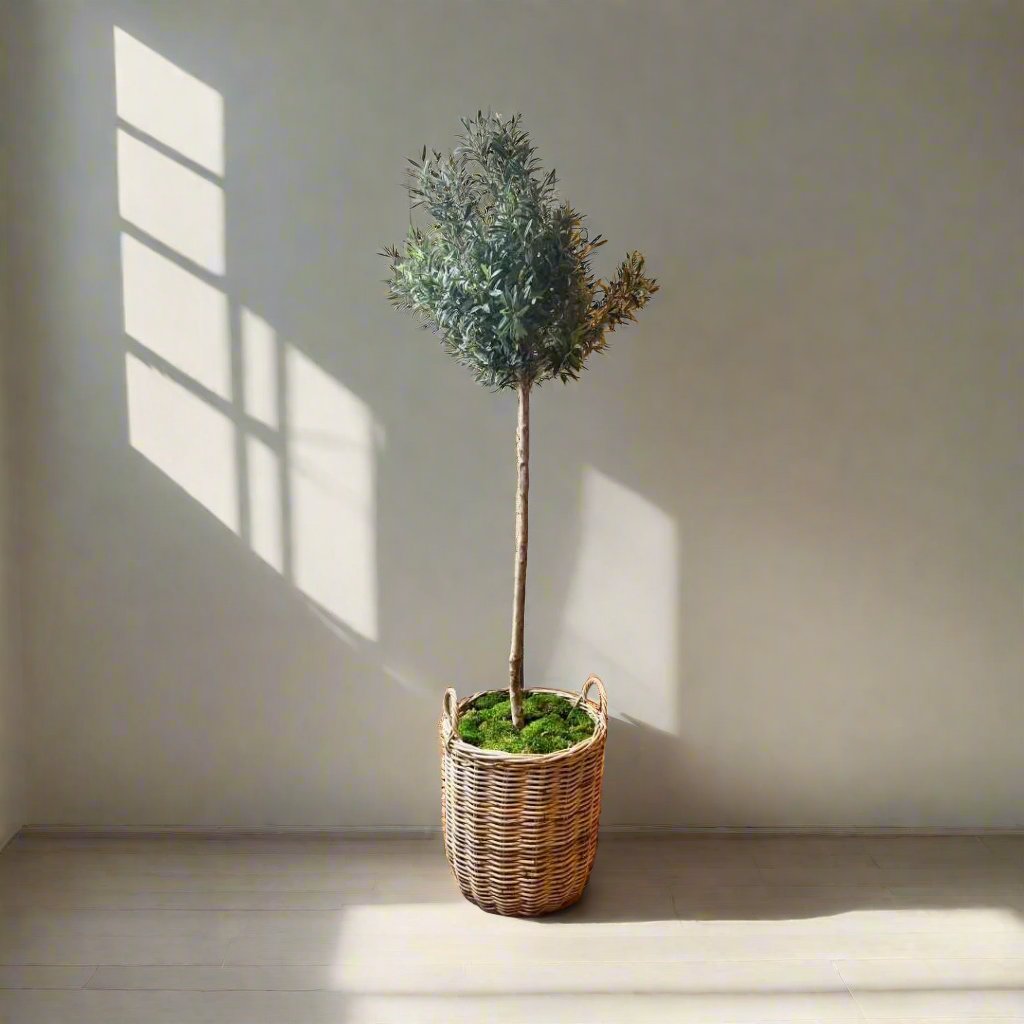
[383,113,657,915]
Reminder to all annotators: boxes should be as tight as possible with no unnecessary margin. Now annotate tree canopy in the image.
[382,112,658,390]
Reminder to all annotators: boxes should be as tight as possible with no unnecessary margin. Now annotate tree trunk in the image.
[508,380,530,730]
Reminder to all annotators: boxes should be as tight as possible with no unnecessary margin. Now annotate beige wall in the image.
[0,0,25,846]
[0,335,22,847]
[7,0,1022,829]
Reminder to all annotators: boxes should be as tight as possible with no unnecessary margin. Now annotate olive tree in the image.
[382,112,657,730]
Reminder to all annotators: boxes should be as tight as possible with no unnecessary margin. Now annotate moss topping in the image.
[457,690,595,754]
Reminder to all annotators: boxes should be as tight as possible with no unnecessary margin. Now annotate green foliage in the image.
[382,112,658,389]
[457,690,595,754]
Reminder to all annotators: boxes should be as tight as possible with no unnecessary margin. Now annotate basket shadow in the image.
[541,852,1024,925]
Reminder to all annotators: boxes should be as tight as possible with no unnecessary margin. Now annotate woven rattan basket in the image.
[439,675,608,916]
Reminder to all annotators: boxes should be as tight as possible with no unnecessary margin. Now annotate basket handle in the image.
[575,674,608,720]
[442,687,459,733]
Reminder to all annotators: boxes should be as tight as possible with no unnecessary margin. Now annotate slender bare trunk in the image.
[508,379,530,730]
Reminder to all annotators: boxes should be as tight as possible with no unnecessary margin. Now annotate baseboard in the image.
[599,823,1024,836]
[19,824,440,840]
[19,822,1024,840]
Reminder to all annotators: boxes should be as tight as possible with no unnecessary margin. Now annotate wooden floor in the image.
[0,833,1021,1022]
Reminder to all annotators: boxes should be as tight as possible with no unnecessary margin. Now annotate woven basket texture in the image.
[439,675,608,916]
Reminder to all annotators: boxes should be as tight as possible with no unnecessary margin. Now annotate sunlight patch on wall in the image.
[113,27,224,175]
[241,307,279,429]
[546,468,678,729]
[115,26,379,642]
[287,345,378,641]
[125,352,238,532]
[121,234,231,398]
[117,130,225,273]
[247,435,284,573]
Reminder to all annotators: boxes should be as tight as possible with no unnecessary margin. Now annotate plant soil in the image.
[457,690,595,754]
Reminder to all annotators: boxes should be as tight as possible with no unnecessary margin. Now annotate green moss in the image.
[457,690,595,754]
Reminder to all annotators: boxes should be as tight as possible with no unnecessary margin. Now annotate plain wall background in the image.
[0,315,22,847]
[0,0,26,845]
[5,0,1022,829]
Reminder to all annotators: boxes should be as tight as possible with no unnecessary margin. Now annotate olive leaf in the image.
[382,112,658,390]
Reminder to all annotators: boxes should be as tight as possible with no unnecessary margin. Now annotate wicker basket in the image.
[439,675,608,916]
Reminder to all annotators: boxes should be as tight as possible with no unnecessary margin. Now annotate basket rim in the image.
[440,685,608,765]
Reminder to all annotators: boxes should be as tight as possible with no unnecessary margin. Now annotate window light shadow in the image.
[125,349,239,532]
[113,26,224,175]
[114,26,378,642]
[121,233,231,398]
[117,128,225,274]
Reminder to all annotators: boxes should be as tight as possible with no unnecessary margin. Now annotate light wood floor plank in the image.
[0,833,1019,1021]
